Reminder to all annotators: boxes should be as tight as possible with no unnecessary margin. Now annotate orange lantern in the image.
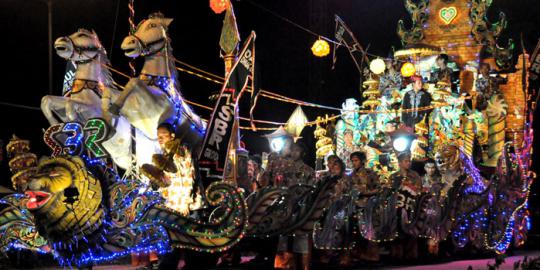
[400,62,416,77]
[210,0,229,14]
[311,39,330,57]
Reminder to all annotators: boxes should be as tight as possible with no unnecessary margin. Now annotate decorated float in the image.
[0,0,537,268]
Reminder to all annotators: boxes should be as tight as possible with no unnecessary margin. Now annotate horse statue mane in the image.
[85,29,116,90]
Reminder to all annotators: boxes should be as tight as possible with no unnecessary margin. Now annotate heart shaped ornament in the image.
[439,6,458,25]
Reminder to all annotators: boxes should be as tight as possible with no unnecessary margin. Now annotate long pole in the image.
[47,0,53,95]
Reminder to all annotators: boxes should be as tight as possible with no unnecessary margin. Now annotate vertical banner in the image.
[62,61,77,96]
[198,31,256,185]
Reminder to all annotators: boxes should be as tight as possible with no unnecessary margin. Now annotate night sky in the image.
[1,0,539,232]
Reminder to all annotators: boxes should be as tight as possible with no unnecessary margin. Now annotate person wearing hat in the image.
[401,75,432,129]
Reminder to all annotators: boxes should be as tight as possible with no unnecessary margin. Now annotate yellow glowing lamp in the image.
[401,62,416,77]
[311,39,330,57]
[369,58,386,75]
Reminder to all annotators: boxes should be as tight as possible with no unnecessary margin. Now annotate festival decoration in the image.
[43,119,111,159]
[400,62,416,77]
[439,6,458,25]
[210,0,229,14]
[0,152,249,267]
[7,135,38,192]
[43,124,64,157]
[285,106,308,139]
[83,118,110,158]
[362,76,381,109]
[412,117,428,159]
[335,99,363,167]
[484,95,508,167]
[370,58,386,75]
[198,32,256,183]
[1,0,536,267]
[42,29,118,126]
[61,122,84,156]
[332,16,370,74]
[314,117,334,159]
[470,0,514,69]
[396,0,429,45]
[311,38,330,57]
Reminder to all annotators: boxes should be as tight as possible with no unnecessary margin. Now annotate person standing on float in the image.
[401,75,432,129]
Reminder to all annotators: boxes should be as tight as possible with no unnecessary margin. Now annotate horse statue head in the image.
[121,13,173,58]
[55,29,103,63]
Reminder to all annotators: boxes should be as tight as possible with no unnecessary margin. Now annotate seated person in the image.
[430,53,457,93]
[475,62,506,110]
[141,122,200,215]
[379,58,403,99]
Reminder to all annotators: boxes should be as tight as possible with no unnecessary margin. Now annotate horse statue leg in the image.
[65,99,102,123]
[109,78,140,116]
[109,78,172,139]
[41,95,69,125]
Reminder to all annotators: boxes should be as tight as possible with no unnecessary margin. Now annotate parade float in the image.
[0,0,537,268]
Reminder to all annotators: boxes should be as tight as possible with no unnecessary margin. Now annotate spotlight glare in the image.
[270,137,286,152]
[393,137,410,152]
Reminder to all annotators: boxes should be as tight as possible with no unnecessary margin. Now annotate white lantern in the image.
[369,58,386,75]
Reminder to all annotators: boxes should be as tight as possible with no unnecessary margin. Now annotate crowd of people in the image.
[127,53,510,270]
[246,136,449,269]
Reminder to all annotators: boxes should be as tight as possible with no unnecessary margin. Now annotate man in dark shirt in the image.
[401,76,432,129]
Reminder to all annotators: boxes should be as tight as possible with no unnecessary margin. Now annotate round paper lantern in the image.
[369,58,386,75]
[311,39,330,57]
[210,0,229,14]
[400,62,416,77]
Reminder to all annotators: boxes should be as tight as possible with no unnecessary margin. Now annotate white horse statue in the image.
[110,12,205,151]
[41,29,157,170]
[41,29,118,124]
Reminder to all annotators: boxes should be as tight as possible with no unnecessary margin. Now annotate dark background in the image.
[0,0,539,234]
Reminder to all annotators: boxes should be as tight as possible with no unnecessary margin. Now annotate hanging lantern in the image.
[311,38,330,57]
[285,106,308,139]
[210,0,229,14]
[400,62,416,77]
[369,58,386,75]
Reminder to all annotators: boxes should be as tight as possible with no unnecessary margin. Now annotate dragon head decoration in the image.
[25,156,103,242]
